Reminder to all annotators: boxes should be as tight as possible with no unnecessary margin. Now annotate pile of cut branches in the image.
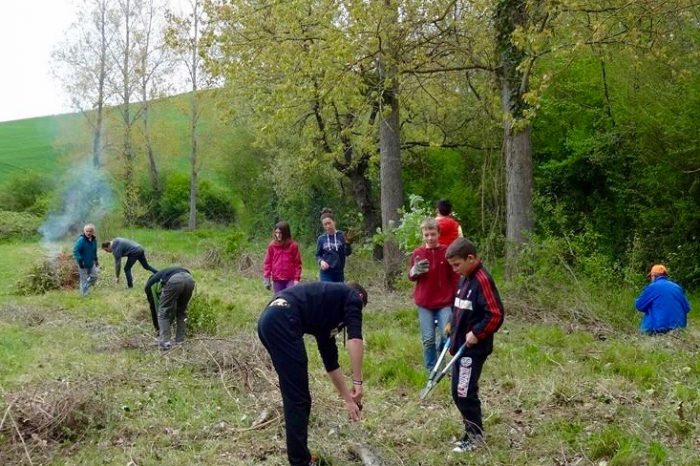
[14,252,79,295]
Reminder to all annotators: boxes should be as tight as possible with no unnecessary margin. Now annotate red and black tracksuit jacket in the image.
[449,261,504,356]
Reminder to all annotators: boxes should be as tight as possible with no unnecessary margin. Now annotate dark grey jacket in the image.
[110,237,144,278]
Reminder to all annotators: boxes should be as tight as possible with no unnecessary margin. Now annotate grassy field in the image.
[1,230,699,465]
[0,115,67,183]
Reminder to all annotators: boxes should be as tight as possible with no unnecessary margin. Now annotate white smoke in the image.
[39,159,113,254]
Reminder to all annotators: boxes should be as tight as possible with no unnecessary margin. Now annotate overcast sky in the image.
[0,0,75,122]
[0,0,188,123]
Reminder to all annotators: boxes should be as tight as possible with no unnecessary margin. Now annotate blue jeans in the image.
[78,265,99,295]
[319,269,344,282]
[417,306,452,371]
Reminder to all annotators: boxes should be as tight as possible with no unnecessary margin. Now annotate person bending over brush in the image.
[257,281,367,466]
[445,238,504,453]
[102,237,158,288]
[145,267,195,350]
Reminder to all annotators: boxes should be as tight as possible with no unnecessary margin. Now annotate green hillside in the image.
[0,92,228,185]
[0,115,70,182]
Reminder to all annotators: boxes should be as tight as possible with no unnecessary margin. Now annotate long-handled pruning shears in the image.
[419,341,467,400]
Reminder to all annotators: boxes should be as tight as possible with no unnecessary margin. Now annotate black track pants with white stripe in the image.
[451,351,489,439]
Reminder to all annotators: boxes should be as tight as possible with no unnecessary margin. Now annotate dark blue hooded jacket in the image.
[73,233,98,269]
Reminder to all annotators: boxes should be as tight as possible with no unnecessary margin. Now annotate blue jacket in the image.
[635,276,691,333]
[315,231,352,277]
[73,234,98,269]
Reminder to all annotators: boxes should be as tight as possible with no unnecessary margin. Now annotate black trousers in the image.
[451,351,489,439]
[124,250,158,287]
[258,303,311,466]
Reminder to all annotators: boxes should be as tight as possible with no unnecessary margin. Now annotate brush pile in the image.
[14,252,79,295]
[0,379,107,464]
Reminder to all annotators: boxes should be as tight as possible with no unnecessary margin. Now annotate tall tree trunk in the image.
[378,0,404,287]
[122,0,137,225]
[495,0,534,278]
[187,1,201,230]
[346,161,381,253]
[141,67,159,191]
[139,0,161,193]
[378,78,403,286]
[92,0,108,168]
[141,56,159,193]
[188,98,198,230]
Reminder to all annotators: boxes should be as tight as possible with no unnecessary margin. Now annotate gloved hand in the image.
[78,260,85,269]
[345,230,357,244]
[263,277,272,290]
[444,322,452,337]
[410,258,429,277]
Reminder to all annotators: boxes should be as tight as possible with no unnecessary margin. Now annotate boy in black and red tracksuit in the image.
[445,238,504,452]
[257,282,368,466]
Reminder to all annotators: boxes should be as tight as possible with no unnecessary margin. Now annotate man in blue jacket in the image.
[73,223,99,296]
[635,264,691,334]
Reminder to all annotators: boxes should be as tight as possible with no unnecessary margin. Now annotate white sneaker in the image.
[452,439,477,453]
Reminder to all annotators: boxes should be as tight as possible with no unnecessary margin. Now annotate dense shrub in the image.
[157,172,190,228]
[135,172,237,228]
[0,210,42,241]
[0,172,55,214]
[186,292,218,335]
[199,180,236,223]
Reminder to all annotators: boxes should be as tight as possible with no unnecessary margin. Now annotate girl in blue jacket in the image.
[315,208,352,282]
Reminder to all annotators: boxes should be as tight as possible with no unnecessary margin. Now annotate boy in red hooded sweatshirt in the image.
[408,218,458,372]
[263,221,302,293]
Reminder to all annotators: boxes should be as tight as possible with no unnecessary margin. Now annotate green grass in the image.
[1,232,699,465]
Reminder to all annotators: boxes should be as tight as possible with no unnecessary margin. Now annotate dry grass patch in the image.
[0,378,109,465]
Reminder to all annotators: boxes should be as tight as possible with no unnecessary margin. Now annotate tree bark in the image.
[140,0,160,192]
[187,0,201,230]
[92,0,109,168]
[379,75,403,286]
[121,0,138,225]
[378,0,404,287]
[495,0,534,278]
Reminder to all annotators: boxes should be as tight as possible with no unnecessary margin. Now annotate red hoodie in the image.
[436,215,461,247]
[408,244,458,309]
[263,240,302,281]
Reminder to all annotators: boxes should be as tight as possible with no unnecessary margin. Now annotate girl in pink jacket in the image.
[263,221,302,293]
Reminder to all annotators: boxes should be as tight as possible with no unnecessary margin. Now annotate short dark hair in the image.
[445,237,477,259]
[347,282,368,308]
[320,207,335,222]
[274,221,292,242]
[436,199,453,216]
[101,241,111,249]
